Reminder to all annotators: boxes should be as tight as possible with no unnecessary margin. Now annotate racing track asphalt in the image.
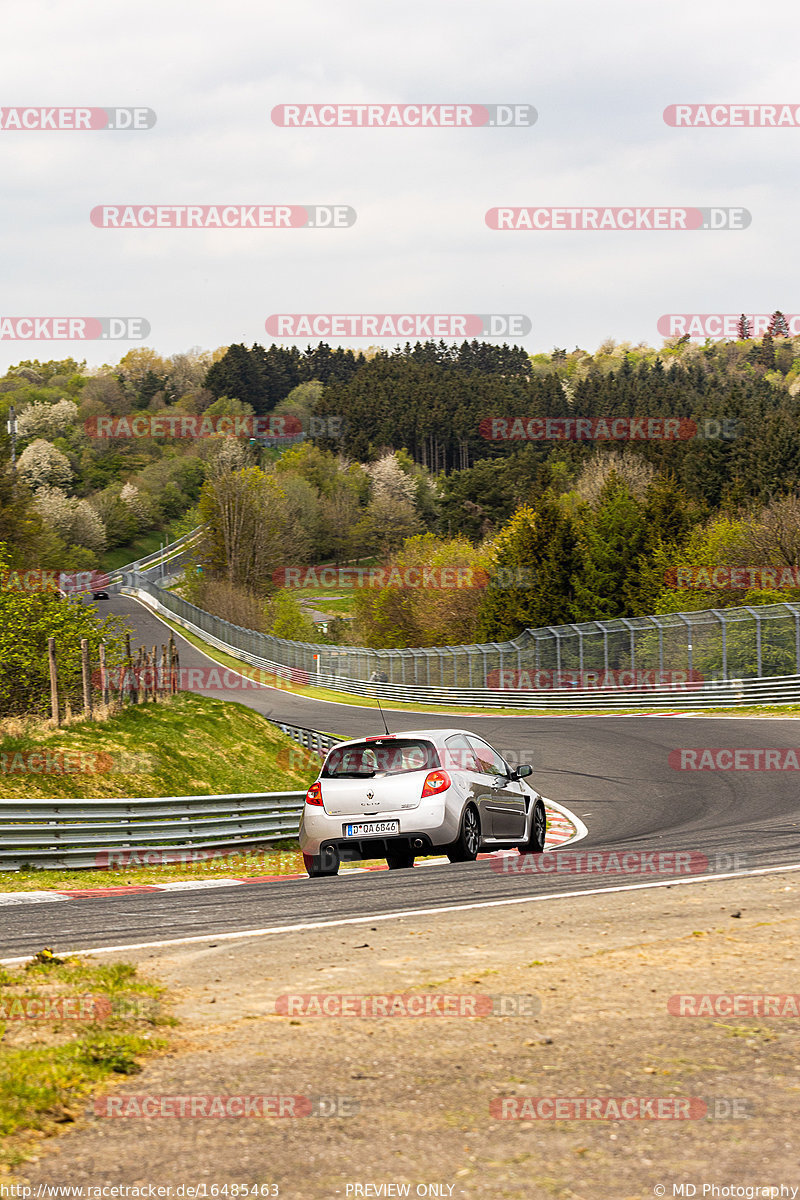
[1,593,798,958]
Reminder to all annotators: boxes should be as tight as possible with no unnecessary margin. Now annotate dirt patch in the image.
[12,871,800,1199]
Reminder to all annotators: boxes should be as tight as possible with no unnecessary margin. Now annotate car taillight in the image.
[305,781,323,806]
[421,769,451,798]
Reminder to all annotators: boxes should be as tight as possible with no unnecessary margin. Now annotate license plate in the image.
[344,821,400,837]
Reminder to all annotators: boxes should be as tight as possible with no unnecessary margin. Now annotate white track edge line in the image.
[4,860,800,965]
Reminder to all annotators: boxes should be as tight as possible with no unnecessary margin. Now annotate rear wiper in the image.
[332,769,376,778]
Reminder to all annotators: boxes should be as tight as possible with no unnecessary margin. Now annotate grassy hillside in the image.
[0,694,326,888]
[0,693,320,801]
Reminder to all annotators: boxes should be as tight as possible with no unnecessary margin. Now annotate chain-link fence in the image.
[120,551,800,707]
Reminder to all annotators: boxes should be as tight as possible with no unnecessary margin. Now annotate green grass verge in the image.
[0,693,319,800]
[0,955,172,1174]
[100,531,167,573]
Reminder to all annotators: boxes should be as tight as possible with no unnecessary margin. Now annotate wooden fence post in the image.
[48,637,60,726]
[98,640,110,706]
[168,637,178,693]
[81,638,93,718]
[125,634,138,705]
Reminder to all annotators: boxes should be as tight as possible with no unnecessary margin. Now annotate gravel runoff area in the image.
[9,870,800,1200]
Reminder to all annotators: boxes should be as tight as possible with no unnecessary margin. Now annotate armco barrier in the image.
[0,791,306,870]
[105,527,205,591]
[122,580,800,709]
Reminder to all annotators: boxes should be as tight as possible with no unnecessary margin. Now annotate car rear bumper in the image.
[299,794,460,858]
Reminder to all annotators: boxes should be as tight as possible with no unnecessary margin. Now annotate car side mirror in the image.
[516,764,533,778]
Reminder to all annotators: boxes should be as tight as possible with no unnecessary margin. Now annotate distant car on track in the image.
[299,728,546,877]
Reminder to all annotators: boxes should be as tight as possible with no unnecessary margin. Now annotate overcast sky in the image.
[1,0,797,372]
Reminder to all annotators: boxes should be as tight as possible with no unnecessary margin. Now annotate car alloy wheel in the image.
[447,804,480,863]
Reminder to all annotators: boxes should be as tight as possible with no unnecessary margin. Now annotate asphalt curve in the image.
[1,593,798,958]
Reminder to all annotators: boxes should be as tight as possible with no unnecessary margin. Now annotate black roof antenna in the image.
[376,693,391,736]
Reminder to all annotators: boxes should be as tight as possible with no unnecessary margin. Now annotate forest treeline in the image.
[1,332,799,650]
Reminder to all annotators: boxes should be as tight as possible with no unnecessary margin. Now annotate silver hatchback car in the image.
[299,728,547,876]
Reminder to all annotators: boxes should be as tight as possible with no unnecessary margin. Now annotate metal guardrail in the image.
[0,791,306,870]
[272,722,340,756]
[105,527,204,589]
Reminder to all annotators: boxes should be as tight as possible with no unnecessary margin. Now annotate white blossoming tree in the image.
[34,487,107,552]
[17,439,73,491]
[16,399,79,441]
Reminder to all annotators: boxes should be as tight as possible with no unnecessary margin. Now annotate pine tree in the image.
[768,310,790,338]
[759,332,776,368]
[476,495,583,639]
[572,476,649,620]
[736,314,751,339]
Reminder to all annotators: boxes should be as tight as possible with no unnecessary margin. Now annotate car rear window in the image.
[322,738,440,777]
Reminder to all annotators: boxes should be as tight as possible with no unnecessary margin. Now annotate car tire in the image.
[447,804,481,863]
[303,848,340,877]
[386,845,415,869]
[518,798,547,854]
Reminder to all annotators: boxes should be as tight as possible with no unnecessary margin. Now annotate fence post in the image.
[48,637,60,726]
[125,634,138,704]
[81,638,93,718]
[99,640,110,705]
[743,606,763,677]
